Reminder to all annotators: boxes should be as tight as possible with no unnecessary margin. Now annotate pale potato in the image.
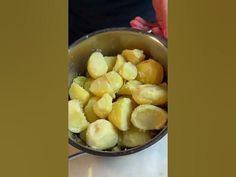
[84,97,100,123]
[89,76,114,97]
[69,82,90,106]
[83,78,94,92]
[113,54,126,71]
[87,52,108,79]
[104,56,117,71]
[108,97,133,131]
[131,104,167,130]
[73,76,88,87]
[68,100,89,133]
[105,71,123,92]
[118,62,138,80]
[118,80,142,95]
[93,93,112,118]
[132,84,167,105]
[122,49,145,64]
[121,126,152,147]
[86,119,118,150]
[136,59,164,84]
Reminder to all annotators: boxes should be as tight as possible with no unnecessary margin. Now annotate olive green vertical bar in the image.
[169,0,236,177]
[0,1,67,177]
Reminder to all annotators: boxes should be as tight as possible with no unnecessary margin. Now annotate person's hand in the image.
[130,0,168,39]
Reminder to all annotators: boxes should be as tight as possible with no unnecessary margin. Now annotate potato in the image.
[68,100,89,133]
[84,97,100,123]
[93,93,112,118]
[108,97,133,131]
[104,56,117,71]
[105,71,123,92]
[118,62,138,80]
[132,84,167,105]
[73,76,88,87]
[136,59,164,84]
[89,76,114,97]
[69,82,90,106]
[121,126,152,147]
[113,54,126,71]
[86,119,118,150]
[87,52,108,79]
[83,78,94,92]
[122,49,145,64]
[131,104,167,130]
[118,80,142,95]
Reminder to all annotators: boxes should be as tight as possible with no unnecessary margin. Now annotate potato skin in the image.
[136,59,164,84]
[86,119,118,150]
[122,49,145,64]
[69,82,90,106]
[108,97,133,131]
[87,52,108,79]
[131,104,167,130]
[132,84,167,105]
[68,100,89,133]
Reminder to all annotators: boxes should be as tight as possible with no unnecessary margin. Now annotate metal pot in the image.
[68,28,167,156]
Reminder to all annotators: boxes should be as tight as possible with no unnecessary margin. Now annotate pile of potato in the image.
[68,49,168,151]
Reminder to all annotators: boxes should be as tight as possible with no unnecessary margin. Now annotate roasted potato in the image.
[136,59,164,84]
[105,71,123,92]
[121,126,152,147]
[118,62,137,80]
[113,54,126,71]
[122,49,145,64]
[84,97,100,123]
[87,51,108,79]
[68,99,89,133]
[104,56,117,71]
[89,76,114,97]
[93,93,113,118]
[132,84,167,105]
[69,82,90,106]
[108,97,133,131]
[86,119,118,150]
[131,104,167,130]
[118,80,142,95]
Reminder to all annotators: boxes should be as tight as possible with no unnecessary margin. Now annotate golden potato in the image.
[121,126,152,147]
[131,104,167,130]
[118,80,142,95]
[93,93,112,118]
[104,56,117,71]
[132,84,167,105]
[113,54,126,71]
[84,97,100,123]
[87,51,108,79]
[105,71,123,92]
[108,97,133,131]
[136,59,164,84]
[89,76,114,97]
[69,82,90,106]
[86,119,118,150]
[68,100,89,133]
[118,62,138,80]
[122,49,145,64]
[73,76,88,87]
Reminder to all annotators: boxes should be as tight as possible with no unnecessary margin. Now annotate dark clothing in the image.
[69,0,155,44]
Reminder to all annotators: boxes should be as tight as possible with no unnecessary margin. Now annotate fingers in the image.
[152,0,168,38]
[130,19,150,31]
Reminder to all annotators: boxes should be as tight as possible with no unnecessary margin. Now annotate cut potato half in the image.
[84,97,100,123]
[108,97,133,131]
[69,82,90,106]
[68,99,89,133]
[131,104,167,130]
[122,49,145,64]
[118,80,142,95]
[118,62,138,81]
[93,93,112,118]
